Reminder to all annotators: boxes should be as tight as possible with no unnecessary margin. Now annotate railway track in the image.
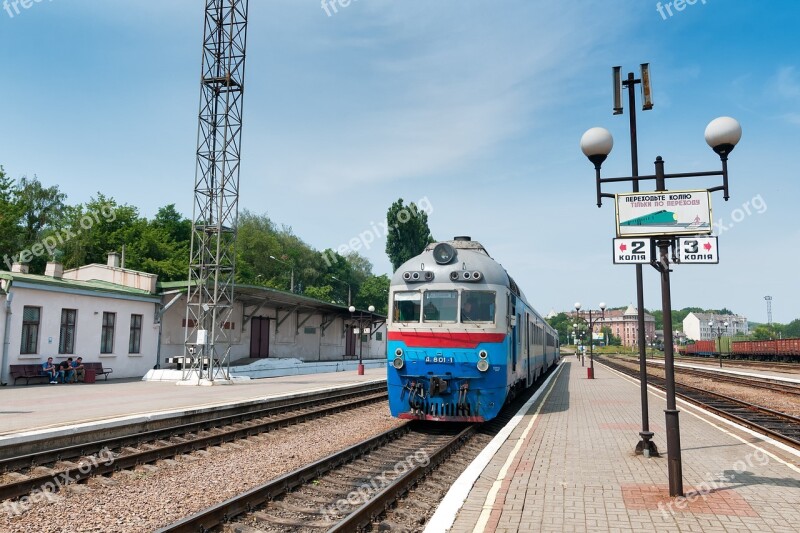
[0,383,388,502]
[599,357,800,449]
[158,365,562,532]
[630,358,800,396]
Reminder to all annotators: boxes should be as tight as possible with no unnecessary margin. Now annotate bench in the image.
[9,364,51,385]
[83,362,113,381]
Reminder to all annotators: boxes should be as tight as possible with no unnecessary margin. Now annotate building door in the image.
[249,317,270,358]
[345,326,357,357]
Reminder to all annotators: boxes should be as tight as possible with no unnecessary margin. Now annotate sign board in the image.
[615,190,712,237]
[676,236,719,264]
[612,238,655,264]
[196,329,208,346]
[592,332,604,341]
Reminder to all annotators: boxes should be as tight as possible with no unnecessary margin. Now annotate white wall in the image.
[6,286,160,381]
[160,294,387,363]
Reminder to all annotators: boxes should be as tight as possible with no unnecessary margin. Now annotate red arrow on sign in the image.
[619,243,627,252]
[703,242,712,251]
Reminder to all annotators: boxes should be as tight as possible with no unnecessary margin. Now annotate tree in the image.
[784,319,800,338]
[0,167,22,269]
[601,326,622,346]
[60,195,139,270]
[751,325,777,340]
[546,312,573,345]
[385,198,434,271]
[304,285,333,303]
[355,274,390,315]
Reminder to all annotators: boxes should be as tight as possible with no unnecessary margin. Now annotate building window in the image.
[304,326,317,334]
[20,306,41,355]
[129,314,142,354]
[59,309,77,354]
[376,332,383,341]
[101,312,116,354]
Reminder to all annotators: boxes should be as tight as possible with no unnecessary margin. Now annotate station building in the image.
[0,255,161,384]
[568,305,657,347]
[683,311,749,341]
[1,254,386,385]
[157,281,386,368]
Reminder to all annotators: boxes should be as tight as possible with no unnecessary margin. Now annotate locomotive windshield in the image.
[461,290,496,323]
[392,291,421,322]
[423,291,458,322]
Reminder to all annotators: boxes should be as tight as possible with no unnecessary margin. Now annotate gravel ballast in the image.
[1,402,403,533]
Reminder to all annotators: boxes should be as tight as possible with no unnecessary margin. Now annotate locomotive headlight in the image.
[392,357,405,370]
[479,350,488,359]
[433,243,457,265]
[477,359,490,372]
[395,348,404,357]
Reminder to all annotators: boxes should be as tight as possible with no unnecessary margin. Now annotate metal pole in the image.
[654,156,684,497]
[624,71,658,457]
[589,310,594,379]
[358,313,364,373]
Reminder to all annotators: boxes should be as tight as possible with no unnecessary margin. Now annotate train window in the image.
[461,291,496,323]
[393,291,421,323]
[423,291,458,322]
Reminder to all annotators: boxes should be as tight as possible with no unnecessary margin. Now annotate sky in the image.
[1,0,798,324]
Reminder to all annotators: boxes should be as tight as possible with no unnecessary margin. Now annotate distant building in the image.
[683,312,749,341]
[568,305,656,347]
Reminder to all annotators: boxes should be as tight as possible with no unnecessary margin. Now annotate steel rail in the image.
[0,389,387,501]
[326,424,477,532]
[599,357,800,449]
[155,423,414,533]
[0,382,386,472]
[644,360,800,395]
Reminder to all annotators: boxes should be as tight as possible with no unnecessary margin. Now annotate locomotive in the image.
[387,237,559,422]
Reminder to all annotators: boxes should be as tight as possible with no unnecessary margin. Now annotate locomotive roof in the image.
[392,238,528,304]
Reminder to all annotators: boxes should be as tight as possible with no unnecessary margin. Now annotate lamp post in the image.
[572,324,579,359]
[268,255,294,293]
[581,112,742,496]
[349,305,375,375]
[709,319,729,368]
[574,302,606,379]
[331,276,351,307]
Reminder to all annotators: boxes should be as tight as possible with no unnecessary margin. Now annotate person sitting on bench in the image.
[41,357,58,384]
[70,357,85,382]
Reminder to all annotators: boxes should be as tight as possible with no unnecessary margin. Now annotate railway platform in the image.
[429,358,800,533]
[0,368,385,448]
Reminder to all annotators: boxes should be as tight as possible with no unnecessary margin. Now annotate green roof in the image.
[0,271,160,301]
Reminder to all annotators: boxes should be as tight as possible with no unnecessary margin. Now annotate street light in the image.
[582,93,741,495]
[268,255,295,293]
[574,302,606,379]
[709,319,729,368]
[349,305,375,375]
[331,276,351,307]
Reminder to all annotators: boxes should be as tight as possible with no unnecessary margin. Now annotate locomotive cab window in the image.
[461,291,496,323]
[423,290,458,322]
[393,291,421,323]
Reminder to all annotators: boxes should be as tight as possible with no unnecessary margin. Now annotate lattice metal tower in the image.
[764,296,773,325]
[184,0,249,382]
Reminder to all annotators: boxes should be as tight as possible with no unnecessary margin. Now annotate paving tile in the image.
[446,359,800,532]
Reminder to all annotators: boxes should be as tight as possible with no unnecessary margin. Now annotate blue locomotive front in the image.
[387,237,557,422]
